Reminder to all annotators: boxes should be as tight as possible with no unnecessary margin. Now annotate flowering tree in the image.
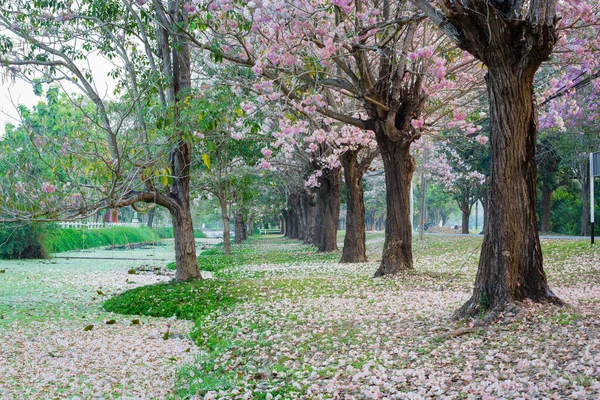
[0,0,204,280]
[428,129,490,234]
[189,0,482,271]
[410,0,593,317]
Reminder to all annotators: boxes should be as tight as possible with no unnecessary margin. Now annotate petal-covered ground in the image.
[1,234,599,399]
[0,242,204,399]
[175,236,600,399]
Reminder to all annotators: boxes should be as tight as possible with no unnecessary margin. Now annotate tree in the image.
[429,129,490,234]
[413,0,563,317]
[0,0,202,280]
[189,85,266,254]
[189,0,482,270]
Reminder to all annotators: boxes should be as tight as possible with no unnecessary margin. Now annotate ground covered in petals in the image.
[2,234,600,399]
[109,234,600,399]
[0,241,203,399]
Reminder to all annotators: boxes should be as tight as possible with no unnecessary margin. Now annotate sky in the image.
[0,53,118,136]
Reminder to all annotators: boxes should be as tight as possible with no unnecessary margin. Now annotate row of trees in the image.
[0,0,598,318]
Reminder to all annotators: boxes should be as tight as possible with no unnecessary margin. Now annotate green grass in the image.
[103,279,243,323]
[166,235,339,273]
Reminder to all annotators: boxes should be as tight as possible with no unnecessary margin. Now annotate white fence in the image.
[58,221,169,229]
[258,228,281,234]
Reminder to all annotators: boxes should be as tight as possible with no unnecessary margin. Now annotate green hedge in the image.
[44,226,169,254]
[152,227,207,239]
[1,222,206,259]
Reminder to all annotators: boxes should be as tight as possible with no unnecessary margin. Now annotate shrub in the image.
[0,222,57,259]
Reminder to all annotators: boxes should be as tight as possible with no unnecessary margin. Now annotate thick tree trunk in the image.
[234,213,244,244]
[540,185,552,232]
[455,68,560,318]
[374,139,414,276]
[461,208,470,234]
[340,151,368,263]
[146,207,155,228]
[281,211,289,237]
[300,192,317,244]
[171,203,200,280]
[315,168,341,252]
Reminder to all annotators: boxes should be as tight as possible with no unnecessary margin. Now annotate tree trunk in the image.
[281,211,289,237]
[461,207,470,234]
[219,198,231,255]
[455,67,560,318]
[300,192,317,244]
[146,207,155,228]
[171,203,200,280]
[374,139,414,276]
[315,167,341,252]
[248,217,253,237]
[234,213,243,244]
[459,192,471,234]
[241,214,247,240]
[540,184,552,232]
[340,151,368,263]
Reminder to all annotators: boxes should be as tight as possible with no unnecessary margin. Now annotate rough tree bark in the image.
[234,213,244,244]
[314,167,341,252]
[415,0,563,317]
[458,191,472,235]
[373,136,417,276]
[163,1,200,281]
[300,191,317,244]
[340,151,368,262]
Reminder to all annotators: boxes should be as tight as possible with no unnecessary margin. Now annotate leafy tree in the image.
[0,0,204,280]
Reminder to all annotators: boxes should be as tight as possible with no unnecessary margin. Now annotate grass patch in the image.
[167,236,339,272]
[103,280,244,322]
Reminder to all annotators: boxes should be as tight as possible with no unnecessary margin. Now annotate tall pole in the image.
[410,179,414,232]
[475,200,479,231]
[419,170,426,240]
[591,153,595,244]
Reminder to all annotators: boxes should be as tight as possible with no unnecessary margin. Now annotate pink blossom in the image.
[41,182,57,194]
[411,119,424,129]
[183,2,197,14]
[453,109,467,121]
[475,135,488,145]
[260,159,271,169]
[261,147,273,158]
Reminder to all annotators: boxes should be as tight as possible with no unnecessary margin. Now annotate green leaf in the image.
[202,153,211,169]
[83,325,94,331]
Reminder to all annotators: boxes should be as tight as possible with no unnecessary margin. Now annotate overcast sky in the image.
[0,53,118,135]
